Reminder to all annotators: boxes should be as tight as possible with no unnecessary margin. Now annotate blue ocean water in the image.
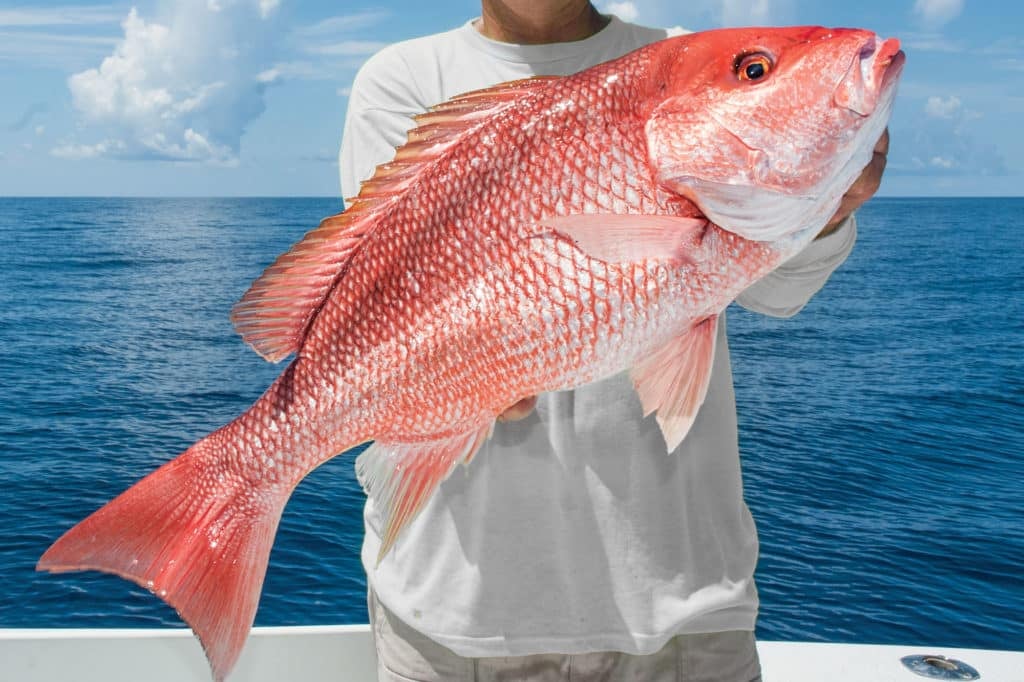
[0,197,1021,650]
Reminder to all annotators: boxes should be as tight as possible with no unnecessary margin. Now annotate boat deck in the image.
[2,625,1022,681]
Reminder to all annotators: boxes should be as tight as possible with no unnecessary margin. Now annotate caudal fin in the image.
[37,437,289,681]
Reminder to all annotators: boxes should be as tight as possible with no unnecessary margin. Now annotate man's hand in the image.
[818,128,889,238]
[498,396,538,422]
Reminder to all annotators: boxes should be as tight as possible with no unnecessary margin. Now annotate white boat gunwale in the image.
[3,625,1023,681]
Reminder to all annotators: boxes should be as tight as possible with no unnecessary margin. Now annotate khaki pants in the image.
[370,590,762,682]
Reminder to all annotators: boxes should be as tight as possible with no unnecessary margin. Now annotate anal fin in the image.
[631,315,719,451]
[356,425,492,563]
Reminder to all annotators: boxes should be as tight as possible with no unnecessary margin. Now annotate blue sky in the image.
[0,0,1020,197]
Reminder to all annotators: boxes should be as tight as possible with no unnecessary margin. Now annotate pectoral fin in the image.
[535,214,707,265]
[356,425,492,563]
[631,315,719,451]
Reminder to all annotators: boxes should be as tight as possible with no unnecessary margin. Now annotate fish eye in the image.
[736,52,773,82]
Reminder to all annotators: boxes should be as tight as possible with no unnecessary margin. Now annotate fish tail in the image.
[37,434,289,682]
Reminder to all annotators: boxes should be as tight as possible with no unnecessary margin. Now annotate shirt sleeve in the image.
[734,215,858,318]
[338,46,429,205]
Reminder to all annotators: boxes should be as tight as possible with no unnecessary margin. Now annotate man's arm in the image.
[736,130,888,318]
[735,215,857,317]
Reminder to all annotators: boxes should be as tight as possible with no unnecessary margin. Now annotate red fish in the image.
[39,26,903,681]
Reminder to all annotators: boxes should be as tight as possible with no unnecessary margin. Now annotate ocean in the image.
[1,197,1021,650]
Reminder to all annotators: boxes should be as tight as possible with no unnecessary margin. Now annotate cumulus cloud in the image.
[600,2,640,22]
[258,0,280,19]
[924,95,961,119]
[52,139,126,160]
[893,95,1007,177]
[257,67,281,84]
[912,0,964,28]
[60,0,278,164]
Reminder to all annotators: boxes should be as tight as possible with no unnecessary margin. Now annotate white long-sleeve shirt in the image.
[339,16,857,658]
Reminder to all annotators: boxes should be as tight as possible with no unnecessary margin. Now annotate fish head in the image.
[646,26,904,242]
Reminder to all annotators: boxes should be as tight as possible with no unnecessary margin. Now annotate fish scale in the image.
[38,26,903,682]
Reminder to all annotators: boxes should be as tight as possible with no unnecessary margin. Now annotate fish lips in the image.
[835,36,904,117]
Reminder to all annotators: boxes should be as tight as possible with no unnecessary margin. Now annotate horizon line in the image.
[2,194,1022,200]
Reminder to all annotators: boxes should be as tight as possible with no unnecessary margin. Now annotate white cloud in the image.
[0,5,123,27]
[925,95,961,119]
[712,0,790,25]
[913,0,964,28]
[258,0,280,19]
[981,37,1024,57]
[978,39,1024,73]
[60,1,278,163]
[257,67,281,84]
[205,0,278,18]
[305,40,389,57]
[258,60,329,81]
[600,2,640,22]
[719,0,773,25]
[657,0,794,28]
[892,96,1007,177]
[902,32,965,53]
[295,10,390,37]
[0,29,120,67]
[254,11,392,83]
[52,139,126,159]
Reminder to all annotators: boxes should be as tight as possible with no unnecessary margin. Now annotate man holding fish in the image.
[38,2,899,681]
[340,1,891,681]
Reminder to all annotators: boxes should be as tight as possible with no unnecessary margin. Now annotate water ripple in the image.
[1,197,1021,650]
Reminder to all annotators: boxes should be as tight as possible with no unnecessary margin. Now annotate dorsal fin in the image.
[360,76,558,197]
[230,210,376,362]
[231,76,559,362]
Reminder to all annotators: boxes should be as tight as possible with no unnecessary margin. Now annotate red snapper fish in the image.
[39,26,903,681]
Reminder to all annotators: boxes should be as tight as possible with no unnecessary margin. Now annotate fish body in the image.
[38,26,903,681]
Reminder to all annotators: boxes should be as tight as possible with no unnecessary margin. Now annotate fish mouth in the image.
[835,35,904,116]
[874,34,905,92]
[881,45,906,91]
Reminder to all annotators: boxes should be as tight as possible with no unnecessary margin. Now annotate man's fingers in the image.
[874,128,890,155]
[852,146,887,204]
[821,128,890,235]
